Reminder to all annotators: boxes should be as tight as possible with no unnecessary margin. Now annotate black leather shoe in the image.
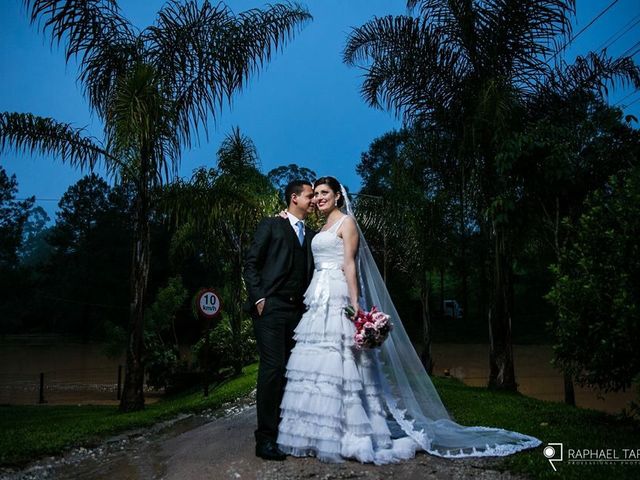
[255,441,286,461]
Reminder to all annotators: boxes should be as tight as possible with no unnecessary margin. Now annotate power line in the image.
[551,0,620,62]
[625,95,640,108]
[597,13,640,52]
[620,38,640,58]
[615,90,640,106]
[15,198,60,202]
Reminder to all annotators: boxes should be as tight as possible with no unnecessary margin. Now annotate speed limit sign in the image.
[195,288,222,320]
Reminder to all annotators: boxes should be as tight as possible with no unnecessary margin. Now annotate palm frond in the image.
[346,1,589,125]
[542,51,640,99]
[0,112,120,173]
[217,126,260,174]
[408,0,481,60]
[24,0,140,116]
[406,1,575,92]
[105,63,181,186]
[476,0,575,89]
[145,0,312,148]
[344,16,464,124]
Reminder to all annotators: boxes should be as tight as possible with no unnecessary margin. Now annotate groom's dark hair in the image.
[284,180,313,206]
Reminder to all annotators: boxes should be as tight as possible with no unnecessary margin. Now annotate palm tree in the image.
[344,0,640,390]
[0,0,311,411]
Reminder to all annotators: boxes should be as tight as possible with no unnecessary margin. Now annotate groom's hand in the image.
[256,299,266,316]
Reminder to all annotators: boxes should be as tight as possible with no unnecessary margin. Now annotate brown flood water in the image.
[0,335,635,414]
[431,343,637,415]
[0,335,164,405]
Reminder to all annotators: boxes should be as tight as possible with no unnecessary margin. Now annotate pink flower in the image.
[372,312,385,321]
[348,305,392,349]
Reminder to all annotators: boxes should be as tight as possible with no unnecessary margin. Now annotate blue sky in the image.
[1,0,639,222]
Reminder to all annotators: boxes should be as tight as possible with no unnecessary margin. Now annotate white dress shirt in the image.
[286,211,305,238]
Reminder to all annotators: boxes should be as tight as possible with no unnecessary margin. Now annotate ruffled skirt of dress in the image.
[276,268,419,464]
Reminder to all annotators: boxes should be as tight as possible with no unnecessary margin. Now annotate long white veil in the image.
[341,185,542,457]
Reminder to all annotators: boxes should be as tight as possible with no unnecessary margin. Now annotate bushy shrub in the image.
[192,313,257,376]
[547,167,640,394]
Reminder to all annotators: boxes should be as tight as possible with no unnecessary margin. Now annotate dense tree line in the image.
[346,0,640,397]
[1,0,639,412]
[0,0,312,411]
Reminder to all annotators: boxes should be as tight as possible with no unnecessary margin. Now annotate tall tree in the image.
[515,94,640,403]
[0,168,35,333]
[52,173,111,253]
[356,127,453,372]
[0,167,34,269]
[0,0,311,411]
[546,165,640,395]
[268,163,317,198]
[345,0,640,391]
[19,206,52,267]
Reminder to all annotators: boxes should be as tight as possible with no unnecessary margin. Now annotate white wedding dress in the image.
[277,214,542,464]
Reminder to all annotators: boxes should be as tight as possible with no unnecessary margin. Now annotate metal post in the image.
[203,326,210,397]
[117,365,122,400]
[38,372,45,404]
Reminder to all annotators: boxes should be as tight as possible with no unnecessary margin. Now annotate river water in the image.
[0,335,635,414]
[0,335,162,405]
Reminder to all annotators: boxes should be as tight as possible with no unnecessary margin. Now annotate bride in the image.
[276,176,542,464]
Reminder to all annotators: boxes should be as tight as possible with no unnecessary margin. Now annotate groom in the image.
[243,179,316,461]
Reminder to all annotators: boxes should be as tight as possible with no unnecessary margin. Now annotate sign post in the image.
[193,288,222,397]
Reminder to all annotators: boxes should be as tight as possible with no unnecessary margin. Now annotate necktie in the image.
[296,220,305,246]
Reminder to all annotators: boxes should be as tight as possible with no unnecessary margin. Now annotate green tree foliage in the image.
[19,206,52,267]
[193,314,257,378]
[0,168,35,332]
[546,167,640,393]
[19,175,137,337]
[143,276,189,390]
[104,275,189,390]
[0,167,34,269]
[163,128,280,375]
[0,0,311,411]
[345,0,640,391]
[268,163,317,199]
[505,95,640,347]
[356,127,456,372]
[50,173,111,253]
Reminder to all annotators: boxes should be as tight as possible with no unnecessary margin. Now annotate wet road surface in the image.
[1,393,533,480]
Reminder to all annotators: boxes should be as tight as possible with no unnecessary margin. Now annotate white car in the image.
[443,300,463,319]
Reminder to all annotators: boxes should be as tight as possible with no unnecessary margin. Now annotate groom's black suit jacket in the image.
[243,216,315,313]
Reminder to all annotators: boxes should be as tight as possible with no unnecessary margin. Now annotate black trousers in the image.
[251,296,304,445]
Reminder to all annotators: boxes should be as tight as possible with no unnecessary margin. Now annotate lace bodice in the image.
[311,215,348,267]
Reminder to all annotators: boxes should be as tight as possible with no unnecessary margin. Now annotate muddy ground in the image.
[1,391,532,480]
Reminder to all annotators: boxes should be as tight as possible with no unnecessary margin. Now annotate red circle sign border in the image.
[196,288,222,319]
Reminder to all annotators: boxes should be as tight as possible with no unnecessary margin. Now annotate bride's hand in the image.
[275,209,288,219]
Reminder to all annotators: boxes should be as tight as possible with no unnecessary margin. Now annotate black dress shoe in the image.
[255,441,287,461]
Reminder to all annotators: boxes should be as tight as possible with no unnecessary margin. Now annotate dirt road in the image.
[2,393,532,480]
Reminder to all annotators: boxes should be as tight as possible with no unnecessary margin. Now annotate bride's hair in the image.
[313,176,344,208]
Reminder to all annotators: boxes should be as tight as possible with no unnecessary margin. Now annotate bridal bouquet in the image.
[344,305,393,349]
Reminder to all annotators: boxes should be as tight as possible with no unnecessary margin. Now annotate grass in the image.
[1,363,638,479]
[432,376,640,480]
[0,362,259,468]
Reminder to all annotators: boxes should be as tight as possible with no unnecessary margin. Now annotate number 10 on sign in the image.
[196,289,222,320]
